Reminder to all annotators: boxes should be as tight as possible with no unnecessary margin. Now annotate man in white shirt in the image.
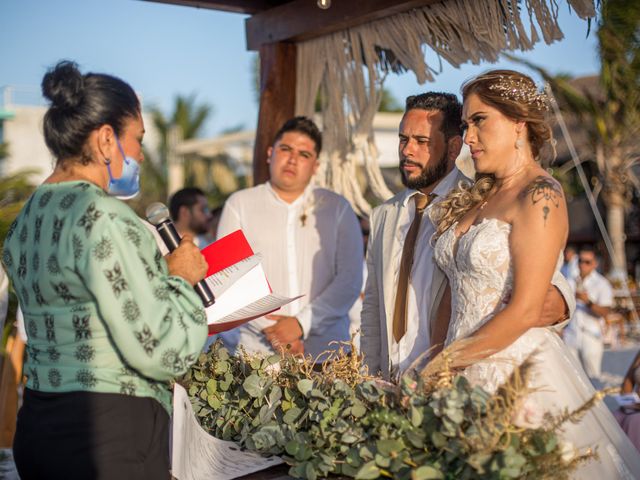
[361,92,575,379]
[564,246,614,379]
[169,187,214,249]
[217,117,363,360]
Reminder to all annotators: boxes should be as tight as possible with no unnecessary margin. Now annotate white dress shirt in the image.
[388,168,461,374]
[216,182,363,359]
[564,270,614,348]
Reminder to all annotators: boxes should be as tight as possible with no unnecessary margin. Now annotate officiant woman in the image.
[2,60,209,479]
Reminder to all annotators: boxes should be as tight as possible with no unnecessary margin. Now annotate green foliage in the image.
[378,89,404,113]
[151,94,213,149]
[0,170,36,245]
[182,342,592,480]
[147,93,214,200]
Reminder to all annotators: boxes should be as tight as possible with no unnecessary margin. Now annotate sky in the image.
[0,0,600,138]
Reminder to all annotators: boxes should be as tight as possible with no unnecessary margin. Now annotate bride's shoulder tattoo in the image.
[521,176,563,226]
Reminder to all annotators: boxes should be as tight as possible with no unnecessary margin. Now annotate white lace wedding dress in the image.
[434,218,640,478]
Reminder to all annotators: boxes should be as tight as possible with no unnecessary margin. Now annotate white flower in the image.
[558,440,576,463]
[264,361,281,375]
[513,397,544,428]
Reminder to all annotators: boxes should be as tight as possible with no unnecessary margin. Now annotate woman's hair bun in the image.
[41,60,85,111]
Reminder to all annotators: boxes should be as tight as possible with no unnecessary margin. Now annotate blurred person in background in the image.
[614,350,640,453]
[169,187,214,248]
[563,246,613,380]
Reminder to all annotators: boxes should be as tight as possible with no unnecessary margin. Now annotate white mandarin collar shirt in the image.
[389,168,461,374]
[216,182,363,359]
[565,270,614,345]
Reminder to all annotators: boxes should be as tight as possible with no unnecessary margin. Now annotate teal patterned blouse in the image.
[2,181,208,413]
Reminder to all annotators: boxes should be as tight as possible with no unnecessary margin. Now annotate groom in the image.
[360,92,575,379]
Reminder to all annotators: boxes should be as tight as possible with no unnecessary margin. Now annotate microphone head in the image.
[145,202,171,226]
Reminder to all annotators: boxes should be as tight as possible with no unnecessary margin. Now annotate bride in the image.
[430,69,640,477]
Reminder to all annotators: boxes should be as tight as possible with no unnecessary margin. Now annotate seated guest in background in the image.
[614,349,640,453]
[169,187,214,248]
[3,61,208,479]
[217,116,363,360]
[563,246,613,380]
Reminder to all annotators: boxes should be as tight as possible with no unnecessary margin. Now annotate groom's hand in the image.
[263,315,304,350]
[537,285,569,327]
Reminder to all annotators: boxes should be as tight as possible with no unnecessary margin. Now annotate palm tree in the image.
[150,94,212,168]
[142,94,213,213]
[0,170,36,244]
[511,0,640,278]
[378,88,403,113]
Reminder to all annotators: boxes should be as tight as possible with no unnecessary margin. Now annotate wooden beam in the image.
[140,0,272,15]
[245,0,441,50]
[252,42,296,185]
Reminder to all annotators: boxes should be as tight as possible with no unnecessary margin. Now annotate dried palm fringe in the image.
[295,0,596,215]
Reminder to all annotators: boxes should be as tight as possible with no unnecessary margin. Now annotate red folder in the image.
[201,230,254,277]
[201,229,298,335]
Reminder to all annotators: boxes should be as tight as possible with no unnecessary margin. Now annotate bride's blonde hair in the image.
[431,70,553,239]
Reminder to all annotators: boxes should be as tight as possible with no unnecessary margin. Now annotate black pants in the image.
[13,389,170,480]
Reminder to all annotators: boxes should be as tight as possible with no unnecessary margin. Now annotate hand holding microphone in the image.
[165,235,208,286]
[146,202,215,307]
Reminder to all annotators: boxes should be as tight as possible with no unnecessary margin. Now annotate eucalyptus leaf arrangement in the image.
[180,340,599,480]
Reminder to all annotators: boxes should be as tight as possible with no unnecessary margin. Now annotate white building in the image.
[0,86,161,185]
[0,86,52,183]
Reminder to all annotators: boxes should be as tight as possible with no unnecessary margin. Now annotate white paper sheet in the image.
[212,294,304,324]
[172,383,283,480]
[205,254,262,298]
[205,264,272,322]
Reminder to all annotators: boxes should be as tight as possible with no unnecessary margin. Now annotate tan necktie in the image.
[392,193,434,342]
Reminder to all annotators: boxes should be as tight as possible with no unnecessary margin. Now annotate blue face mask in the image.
[106,136,140,200]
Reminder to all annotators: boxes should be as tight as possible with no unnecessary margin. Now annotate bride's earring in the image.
[515,138,524,150]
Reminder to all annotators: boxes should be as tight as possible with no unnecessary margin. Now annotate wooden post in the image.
[252,42,296,185]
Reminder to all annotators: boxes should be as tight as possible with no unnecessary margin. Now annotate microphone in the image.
[146,202,215,307]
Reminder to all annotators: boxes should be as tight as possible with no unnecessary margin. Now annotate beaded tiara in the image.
[486,75,549,111]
